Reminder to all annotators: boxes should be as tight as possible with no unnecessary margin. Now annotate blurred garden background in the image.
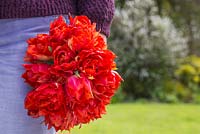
[62,0,200,133]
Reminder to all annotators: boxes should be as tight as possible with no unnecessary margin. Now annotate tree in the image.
[116,0,200,55]
[154,0,200,54]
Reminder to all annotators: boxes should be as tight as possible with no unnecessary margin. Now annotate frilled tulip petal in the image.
[66,75,94,101]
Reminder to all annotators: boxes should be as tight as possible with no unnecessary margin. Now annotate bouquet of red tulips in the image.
[22,15,122,131]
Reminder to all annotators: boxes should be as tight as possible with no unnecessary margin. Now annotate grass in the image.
[61,103,200,134]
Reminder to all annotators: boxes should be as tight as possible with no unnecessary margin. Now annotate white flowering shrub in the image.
[109,0,188,100]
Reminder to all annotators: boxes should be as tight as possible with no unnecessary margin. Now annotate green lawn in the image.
[61,103,200,134]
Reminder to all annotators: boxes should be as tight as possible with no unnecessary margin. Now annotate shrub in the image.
[174,55,200,102]
[153,79,193,103]
[109,0,188,101]
[111,86,126,103]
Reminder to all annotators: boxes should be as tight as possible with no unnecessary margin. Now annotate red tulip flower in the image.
[22,15,122,131]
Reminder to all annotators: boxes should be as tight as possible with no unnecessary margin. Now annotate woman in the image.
[0,0,115,134]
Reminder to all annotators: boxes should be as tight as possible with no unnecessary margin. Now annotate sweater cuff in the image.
[95,18,112,37]
[77,0,115,37]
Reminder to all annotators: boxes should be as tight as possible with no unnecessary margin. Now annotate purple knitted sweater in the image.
[0,0,115,36]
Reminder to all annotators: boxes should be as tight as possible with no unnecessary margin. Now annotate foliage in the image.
[109,0,187,101]
[153,79,193,103]
[116,0,200,54]
[115,0,126,8]
[174,55,200,102]
[175,55,200,84]
[154,0,200,54]
[111,86,126,103]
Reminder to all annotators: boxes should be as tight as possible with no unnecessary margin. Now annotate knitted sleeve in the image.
[77,0,115,37]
